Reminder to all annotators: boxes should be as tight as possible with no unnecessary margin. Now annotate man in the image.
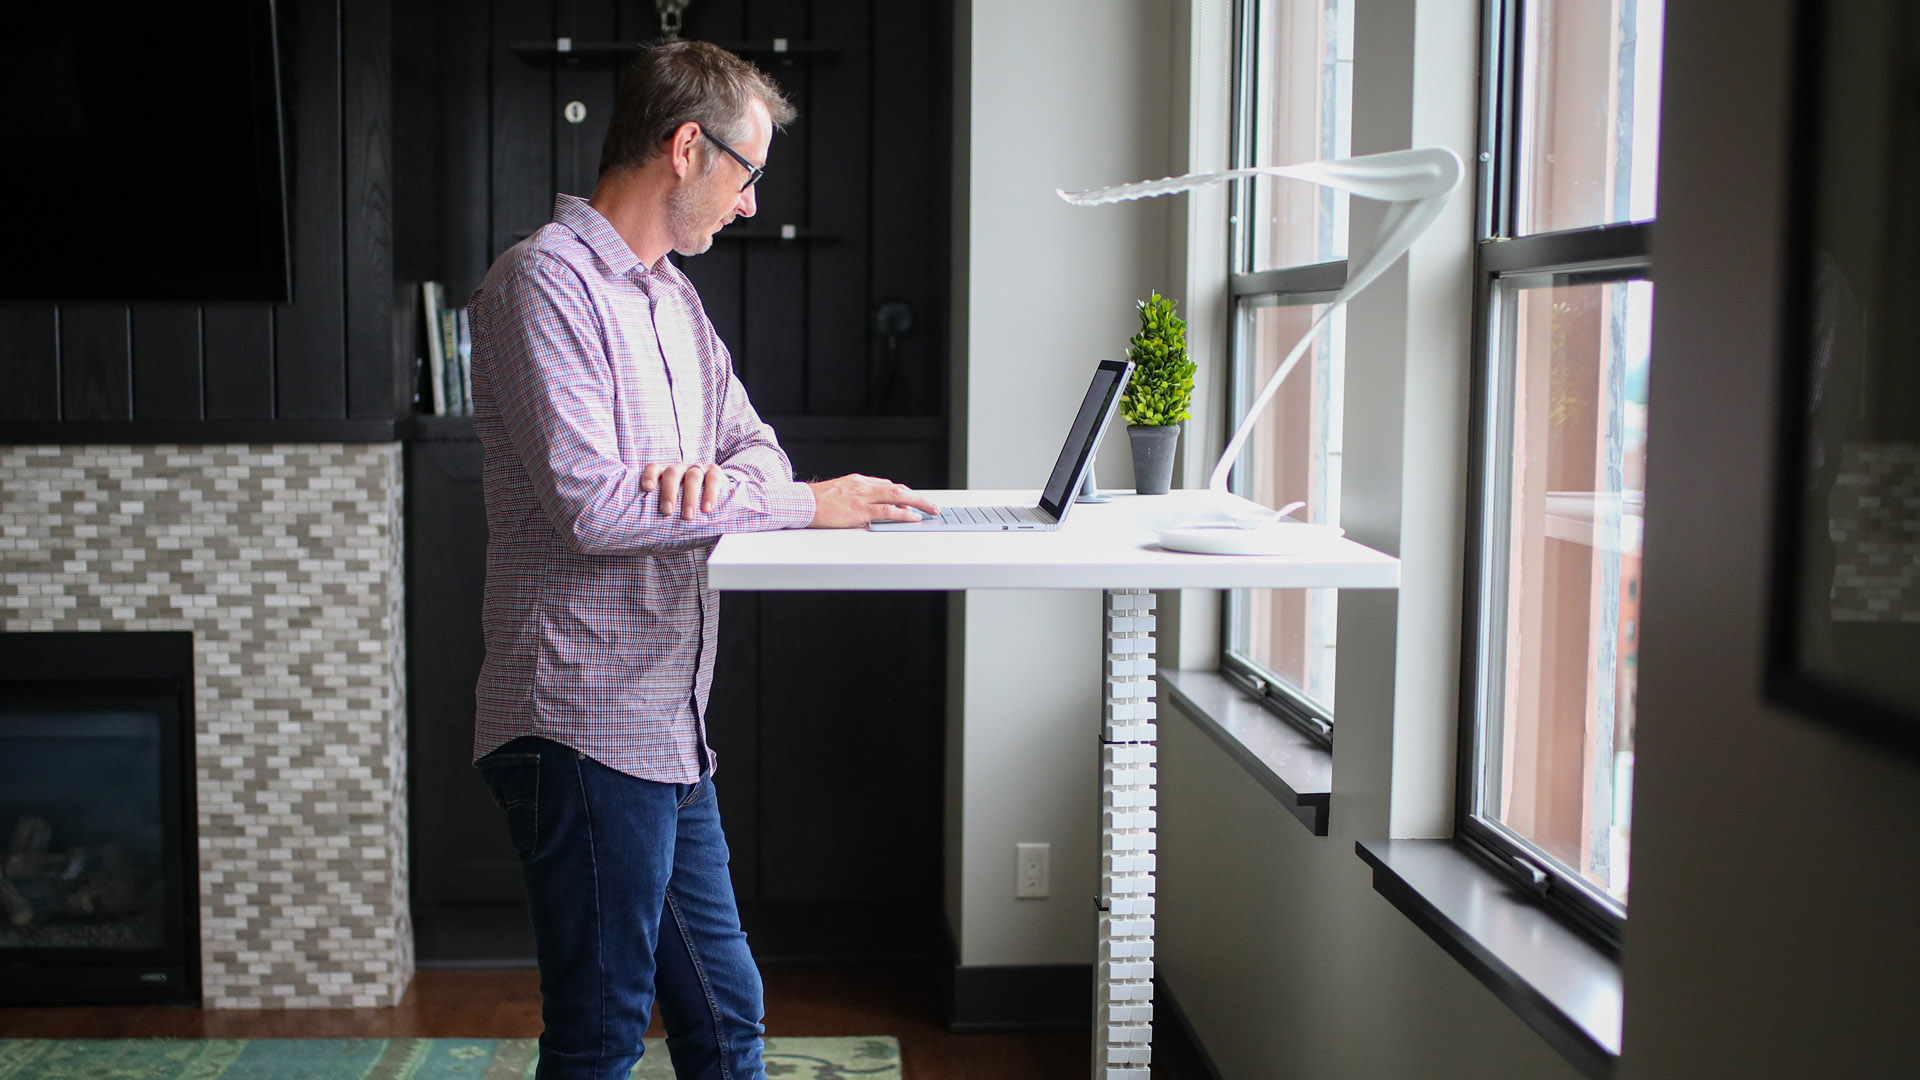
[466,41,937,1080]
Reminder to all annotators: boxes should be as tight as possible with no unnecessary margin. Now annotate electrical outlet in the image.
[1016,842,1050,899]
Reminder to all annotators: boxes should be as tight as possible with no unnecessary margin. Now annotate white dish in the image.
[1157,520,1345,556]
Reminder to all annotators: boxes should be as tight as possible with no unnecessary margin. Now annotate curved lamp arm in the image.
[1059,147,1463,503]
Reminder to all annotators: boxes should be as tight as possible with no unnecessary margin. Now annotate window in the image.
[1223,0,1355,739]
[1460,0,1663,941]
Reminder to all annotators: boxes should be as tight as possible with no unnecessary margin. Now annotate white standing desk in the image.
[709,488,1399,1079]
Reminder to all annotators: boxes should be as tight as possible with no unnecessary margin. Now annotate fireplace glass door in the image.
[0,682,196,1003]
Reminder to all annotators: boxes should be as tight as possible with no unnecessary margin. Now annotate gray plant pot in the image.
[1127,424,1180,495]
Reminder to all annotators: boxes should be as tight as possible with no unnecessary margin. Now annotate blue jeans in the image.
[477,737,766,1080]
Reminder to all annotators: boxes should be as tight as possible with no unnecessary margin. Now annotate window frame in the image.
[1220,0,1351,748]
[1453,0,1657,950]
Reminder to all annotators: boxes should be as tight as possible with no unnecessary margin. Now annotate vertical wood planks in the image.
[60,305,132,422]
[554,0,616,200]
[438,0,494,300]
[0,306,60,422]
[869,0,942,415]
[203,307,277,420]
[803,0,871,414]
[344,0,399,418]
[756,591,943,904]
[740,0,810,416]
[131,306,204,421]
[493,0,556,259]
[276,0,349,419]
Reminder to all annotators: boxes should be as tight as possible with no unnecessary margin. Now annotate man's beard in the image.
[666,177,718,257]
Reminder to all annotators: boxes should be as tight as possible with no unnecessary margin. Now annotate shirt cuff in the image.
[769,480,816,529]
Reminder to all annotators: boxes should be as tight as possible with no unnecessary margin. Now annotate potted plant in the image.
[1120,292,1195,495]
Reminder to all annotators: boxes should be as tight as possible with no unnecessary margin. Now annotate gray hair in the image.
[598,40,796,176]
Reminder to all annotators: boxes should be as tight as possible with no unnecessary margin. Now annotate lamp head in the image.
[1058,148,1464,510]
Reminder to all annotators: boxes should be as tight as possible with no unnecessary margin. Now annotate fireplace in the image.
[0,631,198,1004]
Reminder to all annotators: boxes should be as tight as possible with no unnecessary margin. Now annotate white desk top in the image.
[708,489,1400,591]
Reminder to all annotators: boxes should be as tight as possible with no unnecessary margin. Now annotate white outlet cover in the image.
[1016,842,1050,899]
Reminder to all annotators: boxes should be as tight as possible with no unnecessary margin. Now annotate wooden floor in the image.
[0,963,1097,1080]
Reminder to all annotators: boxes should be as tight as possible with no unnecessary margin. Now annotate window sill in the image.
[1158,669,1330,835]
[1355,839,1621,1079]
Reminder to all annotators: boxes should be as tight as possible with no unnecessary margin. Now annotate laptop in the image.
[870,358,1134,532]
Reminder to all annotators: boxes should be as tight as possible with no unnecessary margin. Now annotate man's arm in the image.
[481,252,815,554]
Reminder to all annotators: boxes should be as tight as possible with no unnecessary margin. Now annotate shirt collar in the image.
[552,194,668,280]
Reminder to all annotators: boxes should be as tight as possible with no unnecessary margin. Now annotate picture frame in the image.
[1766,0,1920,753]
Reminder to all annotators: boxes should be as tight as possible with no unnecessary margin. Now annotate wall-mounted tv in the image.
[0,2,290,302]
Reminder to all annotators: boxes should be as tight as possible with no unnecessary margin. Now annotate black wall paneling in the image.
[202,307,277,421]
[492,0,556,261]
[757,590,943,904]
[803,0,870,415]
[276,0,349,420]
[346,0,401,419]
[131,307,204,421]
[869,0,944,415]
[552,0,616,200]
[0,0,400,442]
[738,0,809,417]
[404,439,533,961]
[0,307,59,422]
[60,305,132,422]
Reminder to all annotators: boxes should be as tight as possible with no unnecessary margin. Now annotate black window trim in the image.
[1220,0,1353,747]
[1454,0,1656,953]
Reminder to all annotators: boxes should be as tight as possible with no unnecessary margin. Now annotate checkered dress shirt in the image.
[469,194,816,781]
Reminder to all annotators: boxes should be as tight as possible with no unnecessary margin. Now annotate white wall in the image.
[947,0,1176,966]
[1618,1,1920,1074]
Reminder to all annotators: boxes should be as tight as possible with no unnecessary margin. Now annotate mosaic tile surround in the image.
[0,445,411,1008]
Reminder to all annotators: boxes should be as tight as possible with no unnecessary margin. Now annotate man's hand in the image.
[806,474,940,528]
[640,462,728,520]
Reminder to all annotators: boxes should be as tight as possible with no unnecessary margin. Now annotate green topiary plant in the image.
[1120,292,1196,427]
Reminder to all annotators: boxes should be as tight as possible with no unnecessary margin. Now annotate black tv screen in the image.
[0,2,290,302]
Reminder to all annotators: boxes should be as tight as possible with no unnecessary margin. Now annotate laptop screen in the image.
[1038,359,1134,521]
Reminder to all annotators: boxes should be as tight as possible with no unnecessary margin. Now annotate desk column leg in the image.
[1096,588,1156,1079]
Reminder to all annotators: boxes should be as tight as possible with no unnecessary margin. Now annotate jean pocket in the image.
[477,751,541,858]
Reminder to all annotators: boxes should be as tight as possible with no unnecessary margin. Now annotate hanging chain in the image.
[655,0,690,41]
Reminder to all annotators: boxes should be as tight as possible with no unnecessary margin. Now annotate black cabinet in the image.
[404,438,529,961]
[405,430,947,963]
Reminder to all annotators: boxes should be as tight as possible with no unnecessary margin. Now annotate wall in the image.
[0,445,411,1009]
[946,0,1175,967]
[1617,1,1920,1074]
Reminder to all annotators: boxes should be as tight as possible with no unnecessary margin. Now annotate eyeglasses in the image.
[700,128,764,192]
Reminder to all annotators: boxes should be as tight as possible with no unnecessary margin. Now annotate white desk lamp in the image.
[1058,147,1463,554]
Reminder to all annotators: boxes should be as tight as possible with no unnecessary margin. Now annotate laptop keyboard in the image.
[933,505,1029,525]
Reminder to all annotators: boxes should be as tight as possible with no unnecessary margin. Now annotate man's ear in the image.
[668,121,702,179]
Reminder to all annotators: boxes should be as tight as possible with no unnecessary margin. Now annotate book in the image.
[421,281,447,415]
[438,307,461,415]
[455,308,473,415]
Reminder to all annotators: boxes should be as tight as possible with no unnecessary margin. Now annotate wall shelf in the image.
[404,414,477,441]
[510,39,840,63]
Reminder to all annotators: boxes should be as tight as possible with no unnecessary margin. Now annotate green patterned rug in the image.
[0,1037,900,1079]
